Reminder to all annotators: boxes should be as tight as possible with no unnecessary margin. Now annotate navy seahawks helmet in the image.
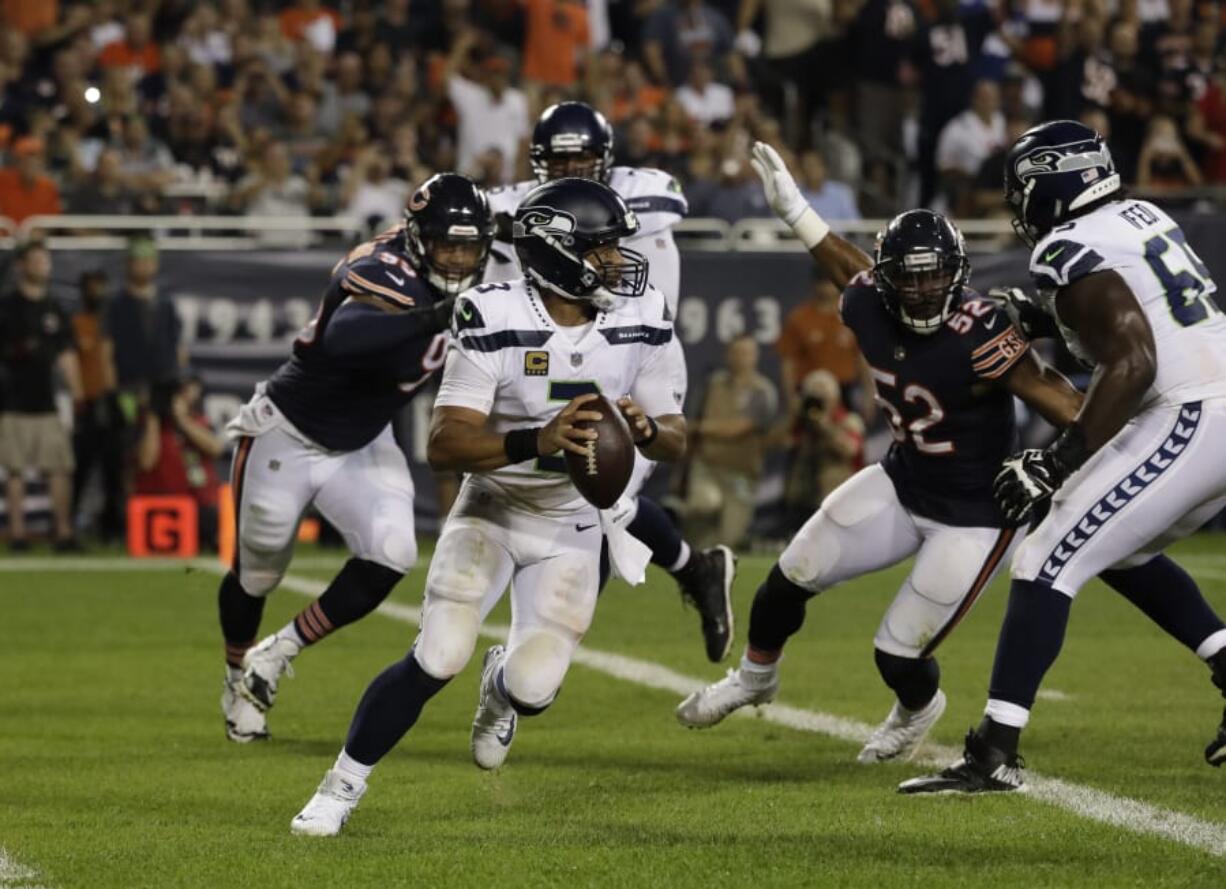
[404,173,494,295]
[1004,120,1121,246]
[513,177,648,310]
[529,102,615,184]
[873,209,970,335]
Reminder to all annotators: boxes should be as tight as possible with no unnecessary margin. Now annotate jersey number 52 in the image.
[872,369,954,455]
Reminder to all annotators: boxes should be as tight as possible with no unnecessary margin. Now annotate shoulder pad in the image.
[341,251,428,308]
[946,294,1030,379]
[486,180,535,216]
[838,272,877,324]
[1030,231,1105,291]
[610,166,688,223]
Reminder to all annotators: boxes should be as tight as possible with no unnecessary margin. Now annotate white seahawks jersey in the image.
[1029,199,1226,406]
[483,167,688,313]
[435,278,688,515]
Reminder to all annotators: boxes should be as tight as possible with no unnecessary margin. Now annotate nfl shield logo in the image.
[570,352,583,367]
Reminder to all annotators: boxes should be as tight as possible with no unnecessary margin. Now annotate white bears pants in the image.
[230,418,417,597]
[778,464,1021,658]
[1013,399,1226,597]
[413,479,602,709]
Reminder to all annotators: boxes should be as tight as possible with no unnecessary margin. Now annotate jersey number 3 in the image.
[872,370,954,455]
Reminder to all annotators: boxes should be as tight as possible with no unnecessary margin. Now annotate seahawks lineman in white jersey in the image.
[291,178,689,836]
[483,101,735,664]
[902,120,1226,794]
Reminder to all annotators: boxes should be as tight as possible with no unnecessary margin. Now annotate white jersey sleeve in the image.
[1030,199,1226,406]
[632,335,688,417]
[609,167,687,315]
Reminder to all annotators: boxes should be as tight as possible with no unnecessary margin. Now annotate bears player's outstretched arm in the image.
[427,399,605,473]
[999,349,1084,428]
[1056,269,1157,451]
[749,140,871,290]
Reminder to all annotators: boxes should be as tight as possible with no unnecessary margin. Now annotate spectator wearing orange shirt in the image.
[522,0,590,88]
[776,273,875,422]
[0,137,62,225]
[98,12,161,77]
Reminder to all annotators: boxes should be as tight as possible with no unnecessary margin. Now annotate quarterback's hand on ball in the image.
[749,141,807,227]
[616,396,653,443]
[985,287,1058,340]
[993,448,1069,522]
[539,394,602,457]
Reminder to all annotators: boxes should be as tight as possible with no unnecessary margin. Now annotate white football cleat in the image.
[676,667,779,728]
[291,770,366,837]
[222,676,268,743]
[471,645,517,770]
[240,634,298,712]
[857,690,947,764]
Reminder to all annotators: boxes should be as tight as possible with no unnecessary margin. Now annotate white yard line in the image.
[1036,689,1073,702]
[9,558,1226,861]
[0,848,50,889]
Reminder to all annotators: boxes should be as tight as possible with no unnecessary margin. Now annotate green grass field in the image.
[4,535,1226,888]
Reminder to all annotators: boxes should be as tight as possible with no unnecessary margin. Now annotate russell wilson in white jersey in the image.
[483,100,735,664]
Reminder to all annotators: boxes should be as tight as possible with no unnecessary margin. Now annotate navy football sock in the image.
[987,579,1072,712]
[628,496,686,570]
[218,570,265,667]
[1101,556,1226,653]
[874,649,940,711]
[344,650,450,766]
[293,559,402,645]
[746,564,815,656]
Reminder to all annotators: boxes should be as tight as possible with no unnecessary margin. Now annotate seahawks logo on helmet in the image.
[1014,143,1114,182]
[514,208,577,245]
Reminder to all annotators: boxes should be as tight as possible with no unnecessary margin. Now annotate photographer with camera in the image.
[133,376,224,550]
[781,368,864,534]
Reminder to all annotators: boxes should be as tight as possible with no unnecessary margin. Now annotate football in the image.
[564,394,635,509]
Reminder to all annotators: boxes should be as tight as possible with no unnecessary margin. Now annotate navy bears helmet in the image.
[1004,120,1121,247]
[873,209,970,335]
[512,177,648,310]
[404,173,494,295]
[529,102,615,184]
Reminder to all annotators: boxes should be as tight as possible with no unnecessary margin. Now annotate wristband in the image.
[1049,423,1090,475]
[504,427,542,464]
[635,416,659,451]
[790,206,830,250]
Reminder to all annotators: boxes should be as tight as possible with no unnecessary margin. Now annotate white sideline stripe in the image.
[0,848,50,889]
[1036,689,1073,702]
[9,559,1226,860]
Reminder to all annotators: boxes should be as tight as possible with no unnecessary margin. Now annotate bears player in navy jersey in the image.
[216,173,493,743]
[901,121,1226,793]
[677,143,1086,764]
[483,101,734,664]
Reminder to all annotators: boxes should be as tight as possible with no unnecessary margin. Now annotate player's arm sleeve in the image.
[434,345,498,415]
[631,334,687,417]
[968,304,1031,381]
[1028,237,1106,293]
[320,300,448,361]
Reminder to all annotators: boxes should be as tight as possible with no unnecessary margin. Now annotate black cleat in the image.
[898,730,1025,794]
[1208,705,1226,767]
[675,545,736,662]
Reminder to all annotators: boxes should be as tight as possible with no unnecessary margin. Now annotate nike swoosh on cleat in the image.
[497,716,516,746]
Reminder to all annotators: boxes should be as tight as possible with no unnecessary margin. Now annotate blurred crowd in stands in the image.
[0,0,1221,232]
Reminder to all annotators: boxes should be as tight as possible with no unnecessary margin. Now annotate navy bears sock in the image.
[746,564,815,657]
[292,558,402,646]
[875,649,940,711]
[218,570,265,668]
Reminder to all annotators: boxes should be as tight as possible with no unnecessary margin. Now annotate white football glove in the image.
[749,141,808,227]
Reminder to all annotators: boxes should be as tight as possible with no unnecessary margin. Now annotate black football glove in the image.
[428,294,457,335]
[986,286,1059,340]
[993,425,1090,523]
